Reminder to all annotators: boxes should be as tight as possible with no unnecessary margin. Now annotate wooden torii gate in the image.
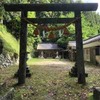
[4,3,98,85]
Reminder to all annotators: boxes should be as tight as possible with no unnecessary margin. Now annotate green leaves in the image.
[82,12,100,39]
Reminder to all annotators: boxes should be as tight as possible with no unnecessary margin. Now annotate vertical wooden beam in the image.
[18,11,27,84]
[75,11,86,84]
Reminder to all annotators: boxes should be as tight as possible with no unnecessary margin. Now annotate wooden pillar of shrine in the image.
[75,11,86,84]
[18,11,27,84]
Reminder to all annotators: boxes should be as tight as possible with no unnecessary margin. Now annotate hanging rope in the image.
[48,32,56,39]
[44,17,81,32]
[33,28,40,36]
[63,28,70,35]
[23,17,81,31]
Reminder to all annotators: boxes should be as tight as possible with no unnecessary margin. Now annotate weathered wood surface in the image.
[4,3,98,11]
[26,18,76,24]
[18,11,27,84]
[75,11,86,84]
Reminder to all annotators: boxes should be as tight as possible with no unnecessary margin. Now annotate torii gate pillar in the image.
[18,11,27,84]
[75,11,86,84]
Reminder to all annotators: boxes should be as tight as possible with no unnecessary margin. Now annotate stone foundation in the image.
[93,87,100,100]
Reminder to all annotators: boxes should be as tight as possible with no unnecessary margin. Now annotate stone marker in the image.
[93,87,100,100]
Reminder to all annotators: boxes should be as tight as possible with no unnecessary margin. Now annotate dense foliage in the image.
[0,0,100,53]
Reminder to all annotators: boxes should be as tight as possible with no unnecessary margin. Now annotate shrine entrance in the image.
[4,3,98,85]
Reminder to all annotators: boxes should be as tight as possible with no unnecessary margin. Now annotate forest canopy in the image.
[0,0,100,53]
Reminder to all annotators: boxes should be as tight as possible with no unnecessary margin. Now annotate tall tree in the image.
[82,11,100,38]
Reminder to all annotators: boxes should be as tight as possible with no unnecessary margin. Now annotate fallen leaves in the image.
[0,59,100,100]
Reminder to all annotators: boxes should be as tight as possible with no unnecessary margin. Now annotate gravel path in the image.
[32,59,74,66]
[32,59,100,72]
[32,59,75,70]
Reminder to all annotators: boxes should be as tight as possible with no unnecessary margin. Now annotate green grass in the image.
[0,59,100,100]
[88,93,93,100]
[0,24,19,54]
[27,58,60,65]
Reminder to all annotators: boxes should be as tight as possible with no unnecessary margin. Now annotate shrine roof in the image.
[68,35,100,48]
[37,43,61,50]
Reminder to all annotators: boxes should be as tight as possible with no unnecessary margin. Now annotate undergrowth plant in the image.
[0,24,19,55]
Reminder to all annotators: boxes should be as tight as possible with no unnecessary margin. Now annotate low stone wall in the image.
[0,54,16,68]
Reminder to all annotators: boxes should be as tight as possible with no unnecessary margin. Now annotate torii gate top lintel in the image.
[4,3,98,11]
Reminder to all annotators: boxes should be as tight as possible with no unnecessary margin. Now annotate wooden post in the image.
[75,11,86,84]
[18,11,27,84]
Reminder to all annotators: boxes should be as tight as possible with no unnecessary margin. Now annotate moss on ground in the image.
[0,59,100,100]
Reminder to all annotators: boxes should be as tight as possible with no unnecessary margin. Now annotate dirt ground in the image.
[0,59,100,100]
[32,59,74,66]
[31,59,100,72]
